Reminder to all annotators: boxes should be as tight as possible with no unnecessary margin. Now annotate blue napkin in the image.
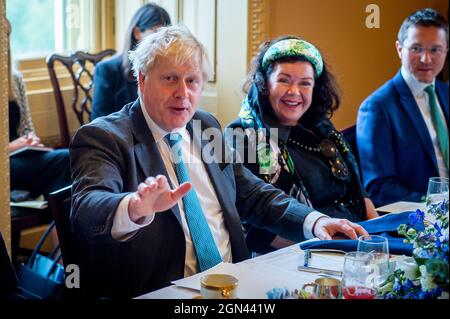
[300,211,414,256]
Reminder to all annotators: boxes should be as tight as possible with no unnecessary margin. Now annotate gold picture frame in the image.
[0,0,11,252]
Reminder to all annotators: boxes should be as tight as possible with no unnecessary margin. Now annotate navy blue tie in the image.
[165,133,222,272]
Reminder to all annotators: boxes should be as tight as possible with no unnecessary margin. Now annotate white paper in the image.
[376,201,425,214]
[10,195,48,209]
[298,250,344,272]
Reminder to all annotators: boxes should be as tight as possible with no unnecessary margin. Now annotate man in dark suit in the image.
[357,8,449,207]
[70,25,367,298]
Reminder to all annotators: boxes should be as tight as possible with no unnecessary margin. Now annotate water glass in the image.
[357,235,390,288]
[341,251,377,299]
[426,177,449,209]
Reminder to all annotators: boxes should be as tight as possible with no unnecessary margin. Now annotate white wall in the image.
[114,0,143,53]
[215,0,247,127]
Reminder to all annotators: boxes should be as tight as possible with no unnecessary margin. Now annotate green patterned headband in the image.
[261,39,323,77]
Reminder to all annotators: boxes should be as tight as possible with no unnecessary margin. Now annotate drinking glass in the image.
[341,251,377,299]
[357,235,390,288]
[426,177,449,210]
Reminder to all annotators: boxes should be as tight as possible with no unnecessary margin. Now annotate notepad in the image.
[10,195,48,209]
[9,146,54,157]
[297,249,344,275]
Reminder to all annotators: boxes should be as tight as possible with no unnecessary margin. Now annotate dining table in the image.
[137,201,424,299]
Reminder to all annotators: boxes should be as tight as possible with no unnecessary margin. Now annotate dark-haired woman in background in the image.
[226,36,378,254]
[91,3,171,119]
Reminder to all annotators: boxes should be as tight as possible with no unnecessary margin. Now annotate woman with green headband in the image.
[225,36,378,254]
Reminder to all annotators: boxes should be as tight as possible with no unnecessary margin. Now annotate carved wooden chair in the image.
[48,185,73,269]
[46,49,116,147]
[48,185,85,298]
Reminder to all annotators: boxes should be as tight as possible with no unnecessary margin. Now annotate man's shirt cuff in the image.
[303,211,329,239]
[111,193,155,241]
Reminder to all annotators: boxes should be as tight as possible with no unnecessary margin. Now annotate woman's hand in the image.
[8,134,44,153]
[364,197,379,219]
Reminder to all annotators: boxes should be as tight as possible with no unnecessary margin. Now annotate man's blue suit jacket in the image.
[357,70,449,207]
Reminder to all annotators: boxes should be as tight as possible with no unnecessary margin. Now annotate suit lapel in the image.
[130,101,182,225]
[393,72,438,171]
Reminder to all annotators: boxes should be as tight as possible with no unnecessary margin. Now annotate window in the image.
[7,0,56,59]
[7,0,113,60]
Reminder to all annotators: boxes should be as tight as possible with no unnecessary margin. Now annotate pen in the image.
[297,266,343,277]
[303,249,311,267]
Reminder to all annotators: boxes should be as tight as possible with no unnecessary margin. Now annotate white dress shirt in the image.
[401,67,448,178]
[111,102,323,277]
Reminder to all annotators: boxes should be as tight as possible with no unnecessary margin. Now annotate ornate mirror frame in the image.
[0,0,11,252]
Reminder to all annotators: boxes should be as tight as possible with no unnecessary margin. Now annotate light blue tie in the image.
[165,133,222,272]
[425,85,449,170]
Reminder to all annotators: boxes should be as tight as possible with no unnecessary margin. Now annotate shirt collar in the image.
[140,99,188,144]
[401,66,436,97]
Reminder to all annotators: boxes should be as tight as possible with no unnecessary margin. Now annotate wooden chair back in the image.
[46,49,116,146]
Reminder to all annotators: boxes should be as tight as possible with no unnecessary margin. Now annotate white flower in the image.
[419,265,437,292]
[413,247,433,259]
[395,257,419,281]
[412,247,423,256]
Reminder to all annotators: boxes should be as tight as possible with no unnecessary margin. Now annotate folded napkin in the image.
[300,211,414,256]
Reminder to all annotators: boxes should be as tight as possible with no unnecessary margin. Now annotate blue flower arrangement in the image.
[378,199,449,299]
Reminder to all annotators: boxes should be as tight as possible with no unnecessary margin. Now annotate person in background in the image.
[69,25,367,298]
[7,19,71,198]
[91,2,171,119]
[357,8,449,207]
[226,36,378,254]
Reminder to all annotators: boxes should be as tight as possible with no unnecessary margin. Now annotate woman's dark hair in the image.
[122,3,171,80]
[244,35,341,124]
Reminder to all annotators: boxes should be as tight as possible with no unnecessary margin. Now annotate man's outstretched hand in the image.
[128,175,191,222]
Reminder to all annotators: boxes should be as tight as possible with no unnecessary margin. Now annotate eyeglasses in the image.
[319,139,349,180]
[404,45,448,56]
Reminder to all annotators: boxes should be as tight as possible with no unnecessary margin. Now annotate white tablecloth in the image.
[138,203,422,299]
[137,243,342,299]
